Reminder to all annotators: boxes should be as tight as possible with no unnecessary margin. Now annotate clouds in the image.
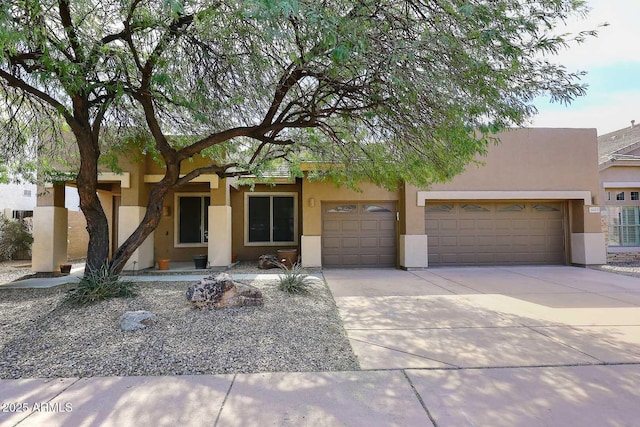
[531,0,640,134]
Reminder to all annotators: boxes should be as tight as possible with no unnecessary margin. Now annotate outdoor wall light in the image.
[308,197,316,208]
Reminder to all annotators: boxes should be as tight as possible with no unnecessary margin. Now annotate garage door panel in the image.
[323,254,341,265]
[440,236,458,246]
[495,221,512,230]
[477,220,494,230]
[379,237,396,248]
[360,220,378,231]
[548,219,564,231]
[360,254,379,265]
[459,219,477,230]
[426,201,565,266]
[323,220,340,233]
[342,237,359,248]
[528,219,546,230]
[529,235,546,246]
[379,220,395,231]
[359,237,378,248]
[441,220,458,230]
[459,236,476,246]
[477,236,496,246]
[341,220,359,232]
[323,237,342,248]
[342,254,360,265]
[548,235,565,246]
[425,219,440,231]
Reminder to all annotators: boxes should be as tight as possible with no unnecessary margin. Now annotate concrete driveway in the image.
[324,266,640,426]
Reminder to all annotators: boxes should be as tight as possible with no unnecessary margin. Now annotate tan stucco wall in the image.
[67,211,89,260]
[120,156,148,207]
[429,128,600,197]
[301,180,399,235]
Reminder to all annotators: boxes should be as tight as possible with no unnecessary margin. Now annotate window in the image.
[632,192,639,201]
[425,204,453,213]
[245,193,297,245]
[175,194,210,246]
[461,204,490,212]
[616,192,625,201]
[23,190,32,197]
[362,204,392,213]
[607,192,611,201]
[12,210,33,220]
[608,206,640,246]
[497,204,525,212]
[327,204,356,213]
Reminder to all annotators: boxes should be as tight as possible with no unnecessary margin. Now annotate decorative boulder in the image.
[120,311,157,331]
[186,273,263,309]
[258,254,280,269]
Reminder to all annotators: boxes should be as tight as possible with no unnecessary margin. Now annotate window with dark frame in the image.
[178,195,210,244]
[616,192,625,201]
[632,191,639,201]
[247,195,295,244]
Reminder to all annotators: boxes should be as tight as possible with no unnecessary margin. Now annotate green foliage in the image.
[66,264,138,305]
[0,217,33,260]
[277,263,310,294]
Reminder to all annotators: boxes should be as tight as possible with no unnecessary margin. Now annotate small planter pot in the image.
[277,249,298,270]
[193,255,208,269]
[60,264,72,275]
[157,259,170,270]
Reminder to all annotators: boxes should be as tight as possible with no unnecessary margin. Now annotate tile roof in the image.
[598,122,640,165]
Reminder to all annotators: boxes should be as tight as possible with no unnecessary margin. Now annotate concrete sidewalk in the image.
[2,266,640,426]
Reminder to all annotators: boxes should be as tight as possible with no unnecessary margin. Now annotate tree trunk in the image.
[109,167,179,274]
[75,133,110,275]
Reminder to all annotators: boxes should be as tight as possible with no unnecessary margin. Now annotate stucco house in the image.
[31,127,606,272]
[598,121,640,261]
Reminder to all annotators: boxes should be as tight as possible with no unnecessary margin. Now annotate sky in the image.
[529,0,640,136]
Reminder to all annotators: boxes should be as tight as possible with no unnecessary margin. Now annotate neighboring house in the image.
[598,121,640,262]
[0,180,89,260]
[31,128,606,272]
[0,182,37,220]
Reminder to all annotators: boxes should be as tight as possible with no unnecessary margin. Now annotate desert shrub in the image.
[0,216,33,260]
[277,262,310,294]
[66,264,138,305]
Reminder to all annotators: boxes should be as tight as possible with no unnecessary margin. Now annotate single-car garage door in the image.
[426,202,565,266]
[322,202,397,267]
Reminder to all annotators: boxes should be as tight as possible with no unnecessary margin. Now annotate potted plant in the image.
[157,259,170,270]
[193,254,208,269]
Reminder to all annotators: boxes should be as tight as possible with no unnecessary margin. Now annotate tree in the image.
[0,0,596,275]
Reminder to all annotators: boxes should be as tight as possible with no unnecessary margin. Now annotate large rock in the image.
[186,273,263,309]
[258,254,280,269]
[120,310,157,331]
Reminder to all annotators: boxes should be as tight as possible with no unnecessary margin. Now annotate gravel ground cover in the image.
[593,263,640,279]
[0,275,359,379]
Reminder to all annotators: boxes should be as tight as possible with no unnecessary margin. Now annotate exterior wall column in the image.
[119,158,153,271]
[32,183,68,272]
[399,184,428,269]
[208,178,232,267]
[570,200,607,265]
[300,178,321,267]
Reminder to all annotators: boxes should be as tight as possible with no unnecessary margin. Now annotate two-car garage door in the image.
[426,202,565,266]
